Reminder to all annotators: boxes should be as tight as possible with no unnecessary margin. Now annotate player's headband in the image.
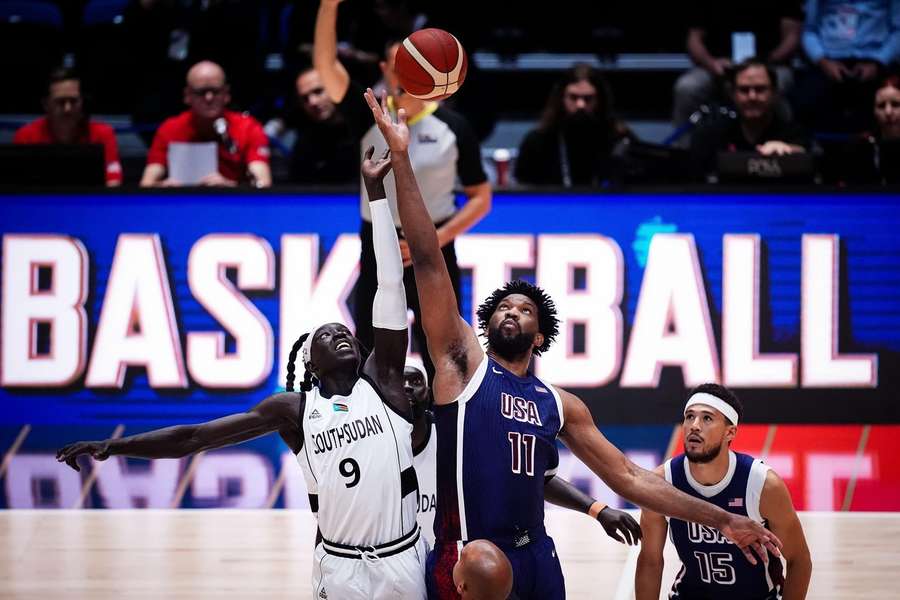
[300,323,329,368]
[684,392,739,426]
[405,356,428,387]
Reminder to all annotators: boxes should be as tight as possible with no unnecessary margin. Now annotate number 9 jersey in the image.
[296,375,420,548]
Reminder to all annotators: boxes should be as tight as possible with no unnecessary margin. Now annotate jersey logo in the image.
[318,587,328,599]
[332,403,348,413]
[534,385,549,393]
[500,392,543,426]
[728,497,744,507]
[309,408,322,420]
[492,367,503,375]
[687,522,733,545]
[417,133,438,143]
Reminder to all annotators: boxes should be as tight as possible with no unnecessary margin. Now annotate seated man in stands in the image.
[795,0,900,133]
[673,0,803,128]
[515,64,632,187]
[140,60,271,188]
[14,67,122,187]
[690,58,809,180]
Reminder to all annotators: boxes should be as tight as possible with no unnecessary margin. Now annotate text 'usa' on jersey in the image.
[666,451,784,600]
[433,354,564,543]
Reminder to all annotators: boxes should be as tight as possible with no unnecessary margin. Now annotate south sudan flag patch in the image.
[332,403,349,413]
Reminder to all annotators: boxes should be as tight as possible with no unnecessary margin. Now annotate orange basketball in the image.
[394,28,468,101]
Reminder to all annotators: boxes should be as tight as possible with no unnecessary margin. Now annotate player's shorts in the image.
[426,533,566,600]
[312,532,428,600]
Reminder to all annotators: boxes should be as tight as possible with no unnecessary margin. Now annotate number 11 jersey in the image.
[432,353,564,544]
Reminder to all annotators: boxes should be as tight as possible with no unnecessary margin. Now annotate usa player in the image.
[635,384,811,600]
[363,88,781,600]
[57,147,427,599]
[406,359,642,551]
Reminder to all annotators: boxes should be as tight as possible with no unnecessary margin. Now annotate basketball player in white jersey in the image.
[57,147,427,599]
[405,359,643,552]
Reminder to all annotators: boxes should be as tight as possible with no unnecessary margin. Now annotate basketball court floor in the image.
[2,509,897,599]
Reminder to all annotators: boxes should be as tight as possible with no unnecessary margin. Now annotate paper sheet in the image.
[168,142,218,184]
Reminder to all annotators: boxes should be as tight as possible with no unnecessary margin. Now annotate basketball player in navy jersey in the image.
[363,88,782,600]
[635,384,811,600]
[57,148,428,599]
[406,360,642,552]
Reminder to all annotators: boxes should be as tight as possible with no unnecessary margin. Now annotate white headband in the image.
[405,356,428,387]
[684,392,739,426]
[300,323,330,368]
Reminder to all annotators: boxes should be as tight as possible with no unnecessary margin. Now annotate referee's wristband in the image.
[588,501,607,520]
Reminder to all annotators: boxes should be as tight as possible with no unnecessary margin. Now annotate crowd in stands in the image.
[2,0,899,187]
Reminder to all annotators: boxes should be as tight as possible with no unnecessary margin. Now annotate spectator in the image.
[14,67,122,187]
[796,0,900,132]
[690,58,809,179]
[673,0,804,128]
[287,67,360,184]
[314,0,491,379]
[140,60,272,187]
[514,64,632,186]
[875,73,900,139]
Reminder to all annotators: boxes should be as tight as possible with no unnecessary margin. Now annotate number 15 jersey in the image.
[433,353,564,544]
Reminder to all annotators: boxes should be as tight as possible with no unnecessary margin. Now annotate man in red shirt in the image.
[140,60,272,187]
[14,67,122,187]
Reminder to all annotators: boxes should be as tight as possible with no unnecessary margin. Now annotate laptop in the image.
[0,144,106,187]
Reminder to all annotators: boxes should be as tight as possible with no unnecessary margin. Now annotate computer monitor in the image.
[0,143,106,187]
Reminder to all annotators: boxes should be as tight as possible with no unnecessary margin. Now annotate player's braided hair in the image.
[285,334,315,393]
[475,280,560,356]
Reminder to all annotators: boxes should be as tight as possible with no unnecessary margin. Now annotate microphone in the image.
[214,117,237,154]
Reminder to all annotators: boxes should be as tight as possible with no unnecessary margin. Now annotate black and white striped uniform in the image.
[297,376,426,599]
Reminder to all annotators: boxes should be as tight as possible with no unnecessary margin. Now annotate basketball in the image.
[394,28,468,101]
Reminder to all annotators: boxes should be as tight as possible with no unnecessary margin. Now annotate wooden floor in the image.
[1,510,898,599]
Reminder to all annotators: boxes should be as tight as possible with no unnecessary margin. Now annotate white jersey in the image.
[412,422,437,549]
[296,376,419,547]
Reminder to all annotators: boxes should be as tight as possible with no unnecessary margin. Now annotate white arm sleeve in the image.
[370,198,408,330]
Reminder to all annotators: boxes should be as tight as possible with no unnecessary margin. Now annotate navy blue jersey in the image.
[432,354,564,543]
[666,451,784,600]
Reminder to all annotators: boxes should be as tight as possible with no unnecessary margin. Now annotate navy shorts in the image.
[426,534,565,600]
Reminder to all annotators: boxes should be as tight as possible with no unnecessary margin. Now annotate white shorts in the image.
[312,536,428,600]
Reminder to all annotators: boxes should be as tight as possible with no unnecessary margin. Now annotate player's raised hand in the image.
[56,440,112,472]
[720,514,783,565]
[364,87,409,153]
[361,145,392,201]
[597,507,643,545]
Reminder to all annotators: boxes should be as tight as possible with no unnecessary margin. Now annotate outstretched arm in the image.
[363,89,482,396]
[313,0,351,103]
[360,146,410,415]
[544,476,642,545]
[56,392,300,469]
[557,387,781,565]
